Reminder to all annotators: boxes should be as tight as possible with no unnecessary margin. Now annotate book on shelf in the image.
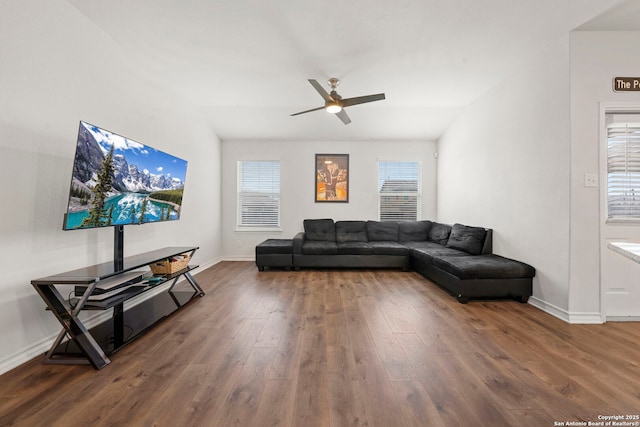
[81,287,149,308]
[74,270,149,297]
[84,283,148,301]
[81,278,170,308]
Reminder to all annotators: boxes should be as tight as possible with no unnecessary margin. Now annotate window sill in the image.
[606,219,640,225]
[235,228,282,233]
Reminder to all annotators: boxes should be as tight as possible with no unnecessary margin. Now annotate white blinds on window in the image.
[236,161,281,228]
[608,120,640,220]
[377,161,422,221]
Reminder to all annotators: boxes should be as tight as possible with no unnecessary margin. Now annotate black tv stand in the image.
[31,246,204,369]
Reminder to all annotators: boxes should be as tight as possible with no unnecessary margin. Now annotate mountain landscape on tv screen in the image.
[64,122,188,230]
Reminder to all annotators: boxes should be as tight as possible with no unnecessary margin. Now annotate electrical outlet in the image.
[584,173,598,188]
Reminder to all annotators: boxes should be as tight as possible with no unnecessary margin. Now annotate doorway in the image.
[599,104,640,321]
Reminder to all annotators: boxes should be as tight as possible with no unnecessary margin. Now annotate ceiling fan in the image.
[291,78,385,125]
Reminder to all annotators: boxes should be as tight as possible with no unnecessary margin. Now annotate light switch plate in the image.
[584,172,598,187]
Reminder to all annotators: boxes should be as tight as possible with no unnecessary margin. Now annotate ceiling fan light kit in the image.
[291,78,385,125]
[325,102,342,114]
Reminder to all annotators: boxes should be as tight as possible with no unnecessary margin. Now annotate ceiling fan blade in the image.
[290,106,326,116]
[341,93,386,108]
[308,79,333,101]
[336,109,351,125]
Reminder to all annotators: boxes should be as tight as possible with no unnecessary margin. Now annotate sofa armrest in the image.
[482,229,493,254]
[293,232,306,254]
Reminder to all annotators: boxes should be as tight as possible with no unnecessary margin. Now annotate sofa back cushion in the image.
[427,222,452,245]
[398,220,432,241]
[335,221,368,243]
[304,219,336,241]
[366,221,399,241]
[445,223,486,255]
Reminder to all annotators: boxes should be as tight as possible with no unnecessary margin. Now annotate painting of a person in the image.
[315,154,349,203]
[324,162,339,199]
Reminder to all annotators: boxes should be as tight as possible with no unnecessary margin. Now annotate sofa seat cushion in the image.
[398,220,432,242]
[432,254,536,280]
[256,239,294,254]
[302,241,338,255]
[366,221,399,241]
[337,241,374,255]
[445,223,486,255]
[412,247,467,264]
[368,241,410,256]
[336,221,368,242]
[304,219,336,241]
[428,222,452,245]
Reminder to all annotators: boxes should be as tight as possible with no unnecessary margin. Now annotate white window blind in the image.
[377,161,422,221]
[607,117,640,220]
[236,160,281,229]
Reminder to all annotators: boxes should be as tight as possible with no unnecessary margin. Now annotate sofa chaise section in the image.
[412,253,535,303]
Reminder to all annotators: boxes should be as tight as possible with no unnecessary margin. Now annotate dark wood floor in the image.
[1,262,639,426]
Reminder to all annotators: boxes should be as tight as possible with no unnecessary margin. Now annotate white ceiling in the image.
[67,0,638,141]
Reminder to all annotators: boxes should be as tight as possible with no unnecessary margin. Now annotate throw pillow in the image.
[445,223,486,255]
[427,222,452,245]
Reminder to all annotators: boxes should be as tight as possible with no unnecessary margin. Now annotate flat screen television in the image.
[63,121,188,231]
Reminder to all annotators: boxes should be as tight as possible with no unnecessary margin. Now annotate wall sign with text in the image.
[613,77,640,92]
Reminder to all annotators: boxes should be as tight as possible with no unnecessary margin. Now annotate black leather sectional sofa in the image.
[257,219,535,303]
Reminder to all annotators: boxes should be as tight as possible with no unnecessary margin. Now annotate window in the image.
[236,160,280,230]
[607,115,640,221]
[377,161,422,221]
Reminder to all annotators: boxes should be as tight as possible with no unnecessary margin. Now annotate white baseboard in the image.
[0,336,53,376]
[222,256,254,262]
[606,316,640,322]
[568,311,605,324]
[0,310,113,376]
[528,296,570,322]
[528,296,604,324]
[197,257,223,271]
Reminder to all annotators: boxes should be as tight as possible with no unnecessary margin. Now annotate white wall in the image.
[437,35,572,316]
[569,31,640,316]
[437,30,640,322]
[0,1,222,373]
[221,140,437,258]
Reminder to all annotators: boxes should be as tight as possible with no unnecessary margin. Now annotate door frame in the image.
[599,101,640,322]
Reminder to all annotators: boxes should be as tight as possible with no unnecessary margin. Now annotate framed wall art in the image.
[315,153,349,203]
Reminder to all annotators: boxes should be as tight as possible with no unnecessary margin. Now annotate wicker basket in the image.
[149,254,190,275]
